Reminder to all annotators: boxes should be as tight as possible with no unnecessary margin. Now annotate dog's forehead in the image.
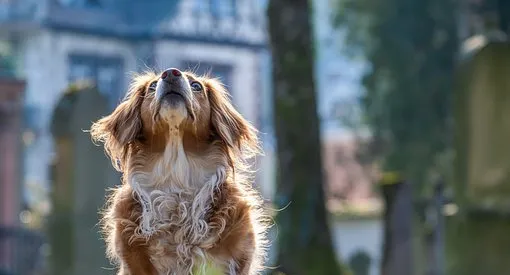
[182,71,209,82]
[183,73,219,89]
[137,70,217,88]
[182,71,198,80]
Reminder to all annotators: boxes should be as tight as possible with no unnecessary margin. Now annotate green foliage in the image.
[192,261,224,275]
[0,42,16,77]
[0,56,15,77]
[335,0,458,191]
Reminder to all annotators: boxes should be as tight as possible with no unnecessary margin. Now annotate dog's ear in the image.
[207,79,260,158]
[90,81,145,171]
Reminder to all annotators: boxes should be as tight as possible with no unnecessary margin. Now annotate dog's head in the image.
[90,68,259,171]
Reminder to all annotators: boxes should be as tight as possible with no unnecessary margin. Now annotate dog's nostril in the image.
[161,68,182,80]
[161,71,168,79]
[170,69,181,77]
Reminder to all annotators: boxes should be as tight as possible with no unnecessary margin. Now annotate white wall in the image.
[21,31,138,193]
[332,218,383,275]
[20,30,268,205]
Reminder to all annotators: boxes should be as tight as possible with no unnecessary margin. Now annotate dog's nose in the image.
[161,68,182,80]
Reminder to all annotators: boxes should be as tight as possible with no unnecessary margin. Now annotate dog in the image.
[90,68,269,275]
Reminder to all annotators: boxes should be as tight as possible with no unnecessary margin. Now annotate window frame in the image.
[179,60,234,94]
[67,53,124,109]
[210,0,236,19]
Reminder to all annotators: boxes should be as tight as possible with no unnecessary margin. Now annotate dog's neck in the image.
[131,126,221,184]
[127,130,227,236]
[152,133,192,188]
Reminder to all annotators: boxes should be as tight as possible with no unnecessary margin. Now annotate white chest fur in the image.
[125,133,232,274]
[128,139,227,239]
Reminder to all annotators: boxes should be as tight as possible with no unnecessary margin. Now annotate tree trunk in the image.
[267,1,344,274]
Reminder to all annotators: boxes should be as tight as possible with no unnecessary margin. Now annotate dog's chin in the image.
[159,99,188,127]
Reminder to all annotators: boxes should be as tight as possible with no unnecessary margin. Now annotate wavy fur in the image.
[91,70,269,275]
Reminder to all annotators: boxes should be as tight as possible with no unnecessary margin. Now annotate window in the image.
[210,0,236,18]
[58,0,101,7]
[58,0,75,6]
[180,61,236,107]
[69,62,94,81]
[194,0,210,13]
[97,65,121,100]
[0,41,16,77]
[85,0,101,6]
[68,54,124,109]
[180,61,233,91]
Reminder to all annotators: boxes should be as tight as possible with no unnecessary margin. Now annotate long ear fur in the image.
[90,77,147,171]
[207,79,261,159]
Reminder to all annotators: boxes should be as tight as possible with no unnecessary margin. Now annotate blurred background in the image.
[0,0,509,274]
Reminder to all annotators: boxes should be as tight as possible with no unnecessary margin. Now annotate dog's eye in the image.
[148,81,157,91]
[190,82,203,92]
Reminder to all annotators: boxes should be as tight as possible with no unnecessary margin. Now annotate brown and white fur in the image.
[90,68,269,275]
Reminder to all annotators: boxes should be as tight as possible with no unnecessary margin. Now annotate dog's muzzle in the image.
[154,68,195,120]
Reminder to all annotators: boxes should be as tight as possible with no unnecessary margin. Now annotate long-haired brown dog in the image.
[90,68,269,275]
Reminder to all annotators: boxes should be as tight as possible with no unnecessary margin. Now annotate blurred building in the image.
[0,0,384,272]
[0,0,268,223]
